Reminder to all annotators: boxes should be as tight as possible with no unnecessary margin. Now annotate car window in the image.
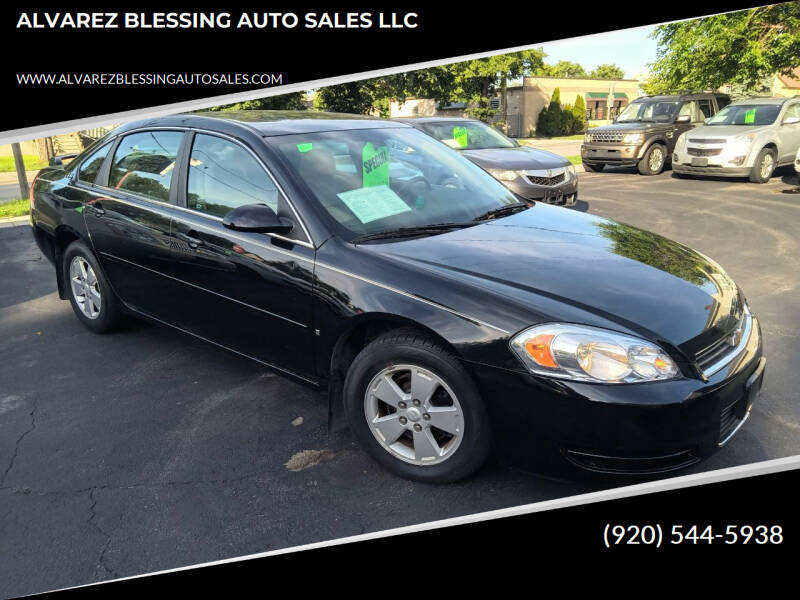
[186,134,280,218]
[707,104,781,126]
[417,121,516,150]
[697,99,714,120]
[785,103,800,120]
[268,127,519,241]
[616,101,680,123]
[77,142,112,185]
[108,131,183,202]
[678,101,698,120]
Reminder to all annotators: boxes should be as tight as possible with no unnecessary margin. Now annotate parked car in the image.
[402,117,578,206]
[30,111,764,482]
[673,97,800,183]
[581,93,730,175]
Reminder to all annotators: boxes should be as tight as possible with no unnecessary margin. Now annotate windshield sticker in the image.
[744,108,756,124]
[453,126,469,148]
[362,143,390,187]
[297,142,313,153]
[337,185,411,224]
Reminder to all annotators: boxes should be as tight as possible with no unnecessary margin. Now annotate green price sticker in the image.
[362,143,390,188]
[744,108,756,124]
[297,142,313,153]
[453,126,469,148]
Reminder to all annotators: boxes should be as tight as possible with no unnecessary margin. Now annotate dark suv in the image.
[581,93,730,175]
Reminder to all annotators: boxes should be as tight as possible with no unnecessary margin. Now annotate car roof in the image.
[115,110,410,138]
[633,93,725,102]
[729,97,790,105]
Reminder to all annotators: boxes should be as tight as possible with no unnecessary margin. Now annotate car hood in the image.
[685,125,772,139]
[589,121,672,132]
[365,203,743,354]
[460,147,570,171]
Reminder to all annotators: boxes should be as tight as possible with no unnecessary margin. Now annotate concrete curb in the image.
[0,214,30,228]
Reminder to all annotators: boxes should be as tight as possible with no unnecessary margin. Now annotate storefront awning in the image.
[586,92,628,99]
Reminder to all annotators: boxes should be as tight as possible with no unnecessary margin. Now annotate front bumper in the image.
[472,314,764,477]
[581,143,643,166]
[673,143,755,177]
[504,174,578,206]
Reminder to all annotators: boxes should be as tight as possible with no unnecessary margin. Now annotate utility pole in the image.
[11,143,29,199]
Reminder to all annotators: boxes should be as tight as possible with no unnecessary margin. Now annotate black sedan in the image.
[402,117,578,206]
[30,110,764,482]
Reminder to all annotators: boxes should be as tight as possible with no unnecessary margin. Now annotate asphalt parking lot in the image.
[2,166,800,596]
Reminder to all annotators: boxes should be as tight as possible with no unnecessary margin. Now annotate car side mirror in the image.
[783,116,800,125]
[675,115,691,123]
[222,203,293,234]
[49,157,63,166]
[704,118,710,124]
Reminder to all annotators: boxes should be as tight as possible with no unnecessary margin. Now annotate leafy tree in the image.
[589,64,626,79]
[539,61,587,78]
[645,3,800,94]
[572,95,587,132]
[209,93,307,111]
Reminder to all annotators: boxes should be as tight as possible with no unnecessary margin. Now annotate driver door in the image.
[166,132,317,379]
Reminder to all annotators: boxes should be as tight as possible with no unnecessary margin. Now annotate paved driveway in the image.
[1,167,799,596]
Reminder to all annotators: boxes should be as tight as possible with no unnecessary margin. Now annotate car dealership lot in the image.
[2,168,799,596]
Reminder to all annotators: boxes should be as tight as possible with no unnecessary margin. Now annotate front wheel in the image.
[343,331,491,483]
[638,144,666,175]
[63,240,123,333]
[749,148,776,183]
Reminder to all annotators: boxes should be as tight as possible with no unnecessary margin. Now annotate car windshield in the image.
[706,104,781,126]
[268,127,520,241]
[616,101,681,123]
[415,120,517,150]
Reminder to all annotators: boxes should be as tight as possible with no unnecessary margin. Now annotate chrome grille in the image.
[528,173,565,186]
[688,138,727,144]
[696,307,750,377]
[588,130,624,143]
[688,148,722,157]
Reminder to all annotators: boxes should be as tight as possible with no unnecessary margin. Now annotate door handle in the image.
[176,231,205,249]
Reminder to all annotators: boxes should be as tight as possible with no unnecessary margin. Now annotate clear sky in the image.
[536,25,659,79]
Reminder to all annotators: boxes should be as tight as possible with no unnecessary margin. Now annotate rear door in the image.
[166,131,317,379]
[84,129,187,318]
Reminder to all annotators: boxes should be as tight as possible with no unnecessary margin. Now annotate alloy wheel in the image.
[760,154,774,180]
[649,147,664,172]
[364,364,464,465]
[69,256,102,319]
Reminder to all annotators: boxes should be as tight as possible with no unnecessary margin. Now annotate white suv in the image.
[673,97,800,183]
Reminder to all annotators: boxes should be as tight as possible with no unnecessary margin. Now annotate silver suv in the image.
[672,97,800,183]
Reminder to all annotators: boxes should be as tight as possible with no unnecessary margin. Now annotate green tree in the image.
[645,3,800,94]
[589,64,626,79]
[540,61,587,78]
[572,95,587,132]
[209,93,307,111]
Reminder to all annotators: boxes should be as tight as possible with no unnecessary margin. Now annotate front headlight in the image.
[731,132,757,153]
[565,164,576,180]
[487,168,520,182]
[584,132,592,143]
[622,133,645,145]
[510,323,679,383]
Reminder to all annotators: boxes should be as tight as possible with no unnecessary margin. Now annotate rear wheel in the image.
[63,240,123,333]
[749,148,776,183]
[582,162,605,172]
[343,331,491,483]
[638,144,666,175]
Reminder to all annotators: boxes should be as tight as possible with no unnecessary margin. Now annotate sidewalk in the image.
[0,170,41,185]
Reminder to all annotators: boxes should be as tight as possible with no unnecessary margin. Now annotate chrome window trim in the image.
[82,124,316,248]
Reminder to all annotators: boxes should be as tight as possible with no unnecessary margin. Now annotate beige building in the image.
[771,67,800,97]
[389,75,645,137]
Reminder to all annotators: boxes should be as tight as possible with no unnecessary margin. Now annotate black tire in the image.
[638,144,667,175]
[62,240,123,333]
[343,330,491,483]
[582,162,605,172]
[749,147,777,183]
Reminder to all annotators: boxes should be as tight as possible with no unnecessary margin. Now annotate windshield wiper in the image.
[473,202,529,222]
[351,222,475,243]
